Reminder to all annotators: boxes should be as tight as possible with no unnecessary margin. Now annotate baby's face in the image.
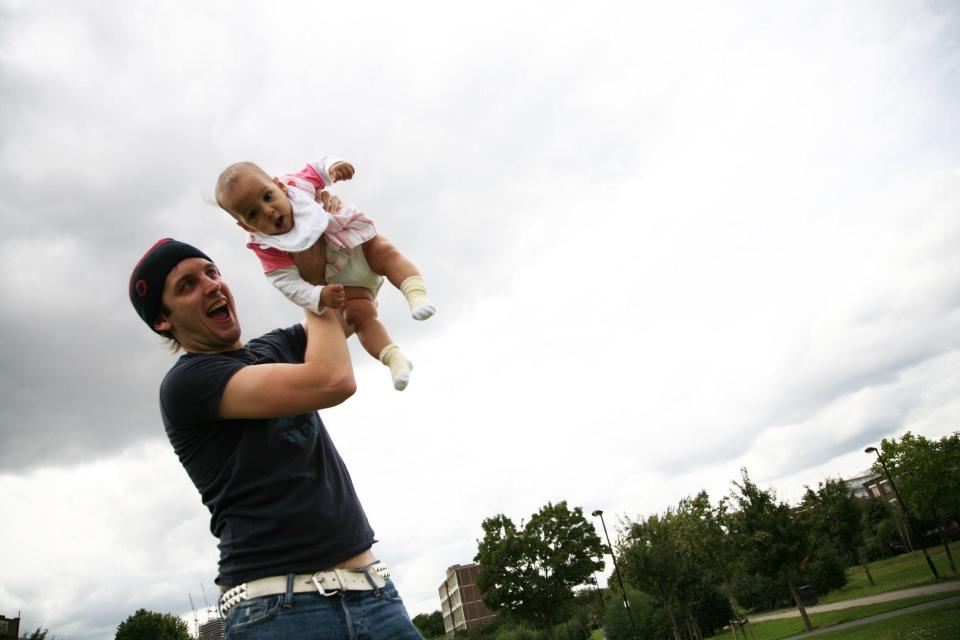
[221,169,294,235]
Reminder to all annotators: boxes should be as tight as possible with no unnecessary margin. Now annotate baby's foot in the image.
[400,276,436,321]
[393,363,412,391]
[378,344,414,391]
[411,303,436,321]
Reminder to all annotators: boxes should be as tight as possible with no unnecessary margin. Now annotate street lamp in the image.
[592,509,639,639]
[865,446,939,579]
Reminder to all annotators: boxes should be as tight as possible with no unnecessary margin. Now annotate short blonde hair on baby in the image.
[215,161,270,208]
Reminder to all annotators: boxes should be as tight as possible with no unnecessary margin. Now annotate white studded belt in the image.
[219,563,390,617]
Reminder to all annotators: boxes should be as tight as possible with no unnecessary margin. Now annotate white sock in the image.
[378,344,413,391]
[399,275,436,321]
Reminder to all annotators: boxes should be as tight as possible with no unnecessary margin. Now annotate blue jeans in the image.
[224,578,425,640]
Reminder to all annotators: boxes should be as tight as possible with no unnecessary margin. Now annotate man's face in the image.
[153,258,242,353]
[220,169,295,235]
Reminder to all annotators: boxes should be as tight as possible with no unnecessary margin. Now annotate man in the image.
[129,238,423,639]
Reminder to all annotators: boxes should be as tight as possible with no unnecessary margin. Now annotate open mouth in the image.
[207,300,230,321]
[274,215,285,230]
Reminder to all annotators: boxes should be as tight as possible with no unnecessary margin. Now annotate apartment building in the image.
[438,563,496,637]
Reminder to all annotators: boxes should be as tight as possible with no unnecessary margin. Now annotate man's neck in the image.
[183,340,244,354]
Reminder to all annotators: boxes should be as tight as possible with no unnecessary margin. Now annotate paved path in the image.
[749,580,960,622]
[777,594,960,639]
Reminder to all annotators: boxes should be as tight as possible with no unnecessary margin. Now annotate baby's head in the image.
[215,162,294,235]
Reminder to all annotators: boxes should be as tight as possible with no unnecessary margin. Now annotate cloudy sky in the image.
[2,0,959,637]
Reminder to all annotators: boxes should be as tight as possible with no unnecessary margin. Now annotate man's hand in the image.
[319,190,343,213]
[320,284,346,309]
[328,161,355,183]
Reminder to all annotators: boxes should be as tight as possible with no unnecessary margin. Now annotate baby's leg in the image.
[363,236,436,321]
[342,288,391,358]
[362,235,419,288]
[342,286,412,390]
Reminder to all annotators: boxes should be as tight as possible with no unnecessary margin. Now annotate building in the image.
[0,615,20,640]
[843,469,881,501]
[198,616,225,640]
[862,474,897,503]
[847,468,915,550]
[438,563,496,636]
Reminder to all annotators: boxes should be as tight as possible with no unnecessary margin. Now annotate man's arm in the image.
[219,310,356,419]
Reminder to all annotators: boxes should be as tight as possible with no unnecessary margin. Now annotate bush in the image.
[730,571,791,612]
[412,611,445,639]
[460,616,505,640]
[478,620,543,640]
[602,587,672,640]
[556,609,591,640]
[494,625,544,640]
[802,545,848,594]
[687,585,734,637]
[115,609,190,640]
[600,583,732,639]
[861,500,903,561]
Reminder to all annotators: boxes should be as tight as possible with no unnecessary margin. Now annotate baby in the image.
[215,156,435,391]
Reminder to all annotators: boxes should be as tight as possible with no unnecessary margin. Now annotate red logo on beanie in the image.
[135,279,148,298]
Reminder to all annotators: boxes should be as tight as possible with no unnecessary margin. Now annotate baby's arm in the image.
[284,157,355,204]
[266,268,344,313]
[248,243,344,313]
[310,156,355,185]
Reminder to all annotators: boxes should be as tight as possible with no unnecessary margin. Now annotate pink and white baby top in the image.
[246,157,381,312]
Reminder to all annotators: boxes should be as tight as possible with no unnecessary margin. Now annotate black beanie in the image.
[129,238,212,333]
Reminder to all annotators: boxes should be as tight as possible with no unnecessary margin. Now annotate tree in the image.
[800,477,868,585]
[601,583,672,640]
[876,431,960,573]
[115,609,190,640]
[556,607,591,640]
[412,610,445,639]
[20,628,53,640]
[726,469,814,631]
[475,501,604,640]
[618,495,733,640]
[729,569,790,613]
[800,544,848,594]
[860,499,902,559]
[571,581,606,631]
[618,510,694,640]
[673,492,747,639]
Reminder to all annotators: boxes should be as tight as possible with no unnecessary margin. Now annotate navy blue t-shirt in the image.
[159,324,375,586]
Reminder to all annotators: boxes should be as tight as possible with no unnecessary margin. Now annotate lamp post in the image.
[592,509,639,639]
[865,446,939,579]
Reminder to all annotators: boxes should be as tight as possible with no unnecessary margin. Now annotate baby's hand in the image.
[328,161,355,183]
[320,284,346,309]
[319,191,343,213]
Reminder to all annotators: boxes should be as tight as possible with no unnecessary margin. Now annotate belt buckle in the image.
[312,570,343,597]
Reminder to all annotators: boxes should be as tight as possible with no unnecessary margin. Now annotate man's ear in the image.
[272,176,288,193]
[153,313,172,334]
[235,220,256,233]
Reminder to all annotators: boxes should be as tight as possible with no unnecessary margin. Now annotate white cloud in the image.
[2,1,960,637]
[0,442,216,636]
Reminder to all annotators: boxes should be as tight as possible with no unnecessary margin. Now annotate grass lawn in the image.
[818,541,959,604]
[633,544,959,640]
[705,593,957,640]
[811,600,960,639]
